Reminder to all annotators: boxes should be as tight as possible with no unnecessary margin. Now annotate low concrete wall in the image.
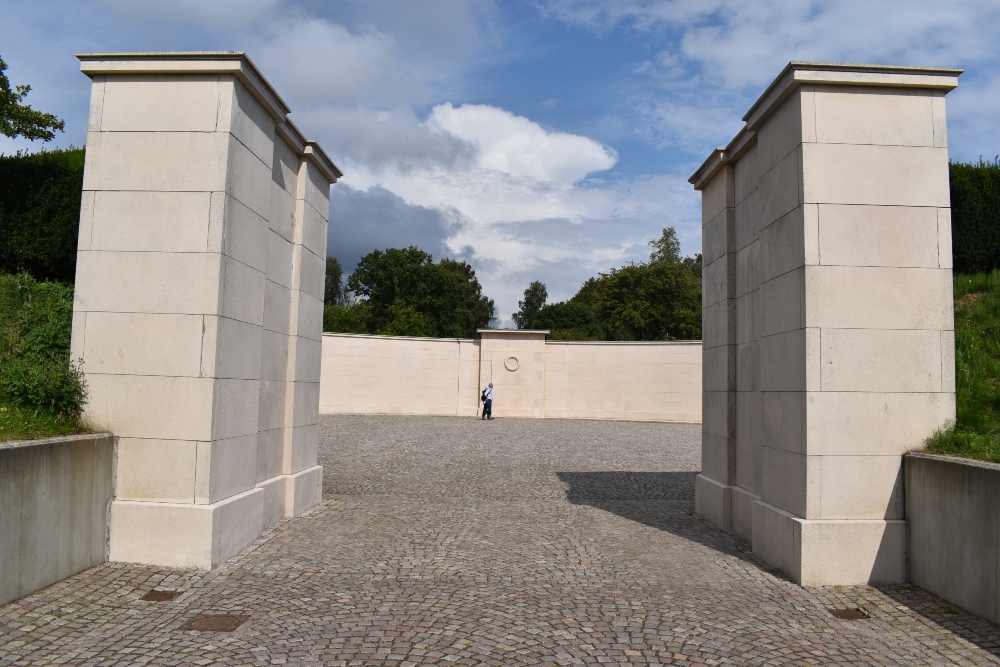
[320,333,702,422]
[0,433,113,606]
[905,452,1000,625]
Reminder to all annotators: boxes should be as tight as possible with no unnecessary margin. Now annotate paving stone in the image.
[1,415,998,665]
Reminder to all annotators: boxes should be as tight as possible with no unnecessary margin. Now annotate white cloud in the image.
[347,103,618,223]
[427,103,617,182]
[252,18,419,107]
[333,102,697,325]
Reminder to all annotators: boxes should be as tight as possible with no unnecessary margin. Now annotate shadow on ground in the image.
[556,472,1000,656]
[875,584,1000,658]
[556,471,755,560]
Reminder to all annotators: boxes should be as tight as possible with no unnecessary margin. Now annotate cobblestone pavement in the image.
[2,415,1000,666]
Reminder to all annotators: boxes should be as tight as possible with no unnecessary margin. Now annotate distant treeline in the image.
[511,227,702,341]
[323,248,495,339]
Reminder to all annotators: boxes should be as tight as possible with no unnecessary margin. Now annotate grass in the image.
[925,270,1000,463]
[0,273,89,443]
[0,404,89,443]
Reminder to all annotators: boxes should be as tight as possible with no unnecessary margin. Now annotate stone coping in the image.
[76,51,343,184]
[0,431,112,452]
[322,332,701,346]
[477,329,551,334]
[905,450,1000,472]
[689,61,963,189]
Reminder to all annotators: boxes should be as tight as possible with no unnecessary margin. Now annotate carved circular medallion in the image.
[504,356,520,372]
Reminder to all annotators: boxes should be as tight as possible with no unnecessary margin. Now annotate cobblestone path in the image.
[2,415,1000,666]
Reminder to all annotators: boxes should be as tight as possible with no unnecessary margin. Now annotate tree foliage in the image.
[0,147,85,283]
[324,256,343,305]
[513,227,702,341]
[0,56,65,142]
[565,226,702,340]
[648,227,681,263]
[327,246,495,338]
[571,259,701,340]
[533,301,604,340]
[512,280,547,329]
[951,159,1000,274]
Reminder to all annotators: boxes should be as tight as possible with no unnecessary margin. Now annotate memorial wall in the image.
[320,331,702,423]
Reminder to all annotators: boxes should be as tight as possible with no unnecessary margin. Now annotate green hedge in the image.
[0,148,85,283]
[950,159,1000,274]
[0,273,86,418]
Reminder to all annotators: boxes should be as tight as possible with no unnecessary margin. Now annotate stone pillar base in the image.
[109,487,264,569]
[751,500,906,586]
[109,467,324,570]
[731,486,758,541]
[694,474,732,531]
[257,466,324,528]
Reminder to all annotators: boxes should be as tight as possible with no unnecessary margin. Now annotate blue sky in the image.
[3,0,1000,325]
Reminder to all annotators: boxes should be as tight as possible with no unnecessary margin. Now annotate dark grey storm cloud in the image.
[327,184,465,273]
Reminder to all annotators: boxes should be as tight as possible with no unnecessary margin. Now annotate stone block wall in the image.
[319,332,702,422]
[690,62,960,585]
[71,52,341,569]
[543,341,701,421]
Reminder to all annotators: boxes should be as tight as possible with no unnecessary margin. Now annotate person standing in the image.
[482,383,494,420]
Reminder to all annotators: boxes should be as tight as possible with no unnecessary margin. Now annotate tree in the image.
[533,301,603,340]
[512,281,547,329]
[569,226,703,341]
[0,56,65,142]
[588,261,701,340]
[343,246,495,338]
[648,227,681,263]
[324,256,343,305]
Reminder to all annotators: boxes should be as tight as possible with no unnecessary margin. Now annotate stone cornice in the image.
[77,51,343,184]
[689,62,962,190]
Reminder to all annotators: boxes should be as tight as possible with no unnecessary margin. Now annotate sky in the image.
[2,0,1000,326]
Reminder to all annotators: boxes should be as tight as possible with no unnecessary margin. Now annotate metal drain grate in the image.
[829,608,869,620]
[181,614,250,631]
[141,590,181,601]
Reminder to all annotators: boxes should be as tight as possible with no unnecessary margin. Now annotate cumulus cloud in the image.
[347,103,619,224]
[331,103,696,325]
[427,103,617,182]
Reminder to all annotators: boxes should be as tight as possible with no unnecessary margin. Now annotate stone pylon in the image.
[690,62,960,585]
[71,52,342,568]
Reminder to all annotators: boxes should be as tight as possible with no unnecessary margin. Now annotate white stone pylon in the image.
[690,62,960,586]
[71,52,342,569]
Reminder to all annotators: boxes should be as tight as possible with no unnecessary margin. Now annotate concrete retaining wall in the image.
[320,332,702,422]
[905,452,1000,625]
[0,433,113,606]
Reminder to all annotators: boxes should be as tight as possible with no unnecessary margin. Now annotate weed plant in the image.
[0,272,88,441]
[926,270,1000,463]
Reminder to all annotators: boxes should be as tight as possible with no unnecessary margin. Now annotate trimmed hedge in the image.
[951,159,1000,274]
[0,148,85,283]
